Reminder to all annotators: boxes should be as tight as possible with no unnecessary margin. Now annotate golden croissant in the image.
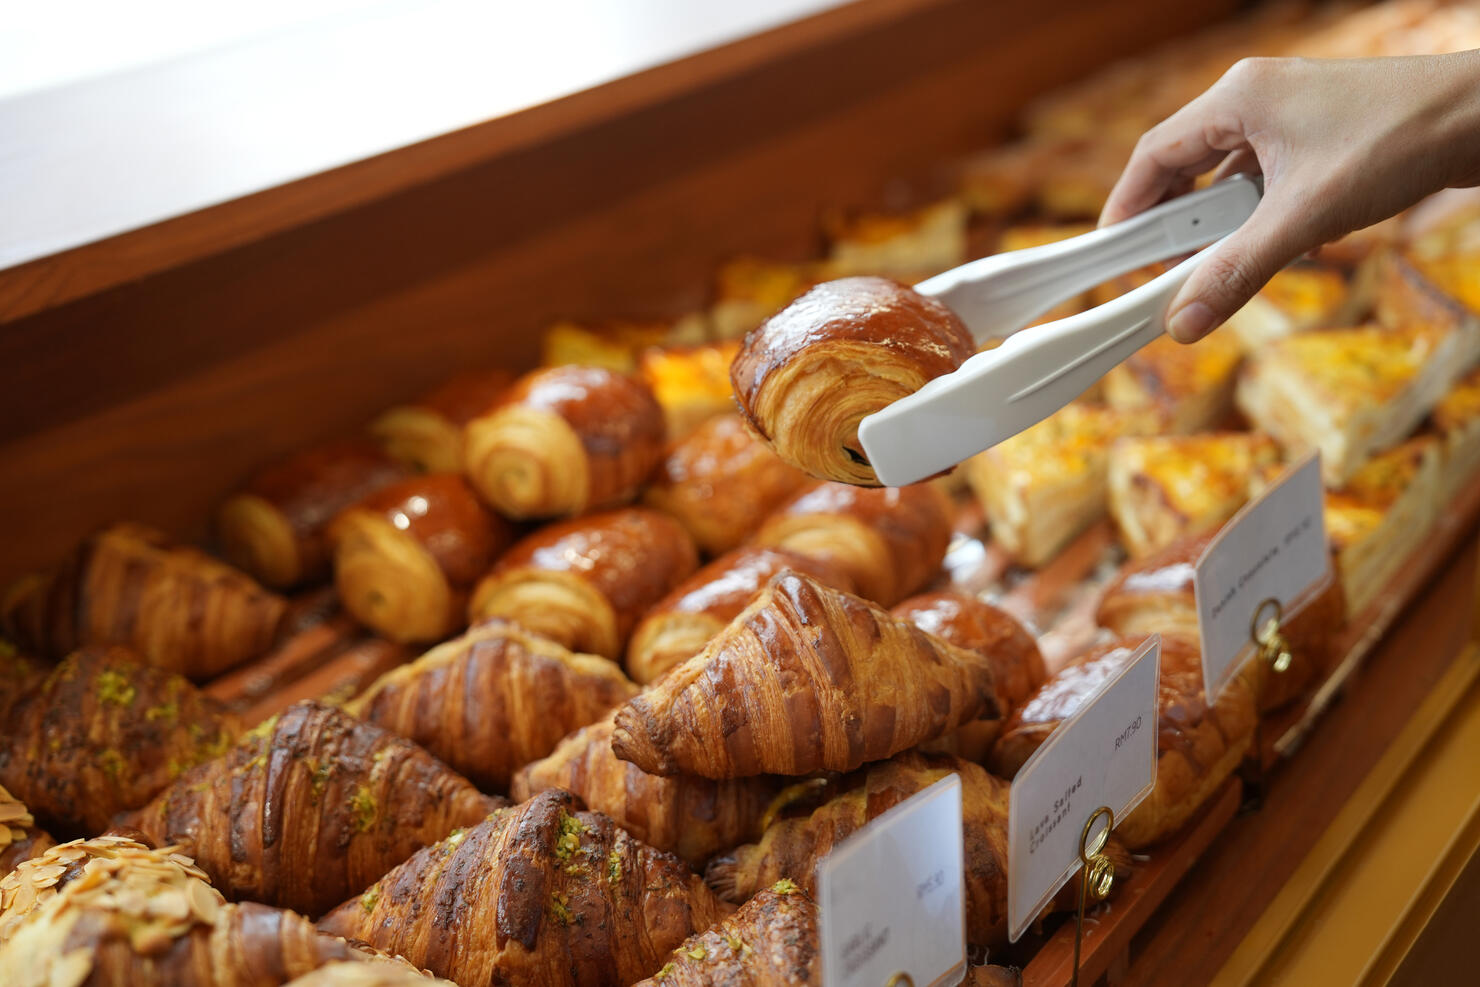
[0,646,240,834]
[348,620,639,792]
[369,367,516,474]
[319,789,731,987]
[611,571,1002,778]
[730,276,975,485]
[511,712,779,867]
[631,881,821,986]
[124,700,502,917]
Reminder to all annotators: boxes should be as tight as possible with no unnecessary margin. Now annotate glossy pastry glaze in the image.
[345,473,511,586]
[891,590,1047,716]
[414,367,518,424]
[643,413,810,555]
[370,368,517,473]
[730,276,975,484]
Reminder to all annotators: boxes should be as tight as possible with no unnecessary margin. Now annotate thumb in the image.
[1165,201,1303,343]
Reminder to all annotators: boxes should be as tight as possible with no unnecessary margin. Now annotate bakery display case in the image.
[3,1,1480,984]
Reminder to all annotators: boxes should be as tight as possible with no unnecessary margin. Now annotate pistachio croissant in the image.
[124,701,502,917]
[2,522,286,680]
[611,571,1002,778]
[348,620,639,792]
[0,786,53,877]
[318,789,731,987]
[0,646,240,833]
[0,835,408,985]
[511,712,779,867]
[631,881,821,986]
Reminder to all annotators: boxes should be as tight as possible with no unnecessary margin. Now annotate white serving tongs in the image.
[856,173,1262,486]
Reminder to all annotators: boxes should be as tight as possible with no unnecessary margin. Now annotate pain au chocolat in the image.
[730,276,975,485]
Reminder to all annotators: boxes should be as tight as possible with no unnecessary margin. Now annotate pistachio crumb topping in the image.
[653,962,674,981]
[685,945,707,960]
[606,848,623,884]
[94,669,136,708]
[771,878,801,895]
[349,785,378,833]
[549,893,576,926]
[144,701,178,723]
[360,886,381,913]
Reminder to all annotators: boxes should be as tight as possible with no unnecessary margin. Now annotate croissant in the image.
[468,507,698,660]
[643,414,811,556]
[705,751,1128,948]
[631,881,820,986]
[124,700,503,917]
[318,789,731,987]
[1095,531,1344,711]
[284,962,455,986]
[348,620,639,791]
[511,712,779,867]
[611,571,1002,778]
[327,474,513,643]
[463,365,666,519]
[0,835,406,985]
[891,591,1047,759]
[625,546,855,685]
[754,481,953,606]
[369,367,516,474]
[0,786,53,876]
[0,646,240,833]
[990,635,1256,849]
[217,439,407,589]
[2,523,287,680]
[730,276,974,485]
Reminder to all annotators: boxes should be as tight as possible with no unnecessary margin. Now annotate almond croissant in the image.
[0,646,240,833]
[2,522,286,680]
[348,620,639,792]
[611,571,1002,778]
[705,751,1129,948]
[0,786,53,877]
[511,712,779,867]
[0,835,411,985]
[318,789,731,987]
[124,700,503,917]
[631,881,821,986]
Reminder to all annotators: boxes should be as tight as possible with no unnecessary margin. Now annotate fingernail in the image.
[1168,301,1215,342]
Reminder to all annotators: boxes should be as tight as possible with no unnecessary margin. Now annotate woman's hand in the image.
[1100,51,1480,341]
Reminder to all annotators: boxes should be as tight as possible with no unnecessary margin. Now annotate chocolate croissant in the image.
[643,414,810,556]
[348,620,639,792]
[468,507,699,660]
[891,591,1047,759]
[631,882,821,986]
[705,751,1126,948]
[990,635,1256,849]
[318,789,731,987]
[0,785,53,876]
[625,546,855,685]
[0,835,402,984]
[0,646,240,833]
[1095,531,1344,712]
[327,474,513,643]
[124,700,502,917]
[730,276,975,485]
[217,439,407,589]
[754,481,953,607]
[2,523,286,680]
[463,365,666,519]
[369,367,516,474]
[611,571,1002,778]
[511,712,779,867]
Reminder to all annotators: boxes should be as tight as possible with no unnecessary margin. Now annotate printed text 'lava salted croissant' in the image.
[348,619,639,792]
[319,789,731,987]
[124,700,502,917]
[611,570,1003,778]
[0,836,420,986]
[468,507,698,660]
[730,276,975,485]
[463,365,666,519]
[328,473,514,643]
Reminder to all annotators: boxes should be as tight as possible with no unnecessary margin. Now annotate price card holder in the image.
[818,774,966,987]
[1193,452,1332,804]
[1007,635,1160,984]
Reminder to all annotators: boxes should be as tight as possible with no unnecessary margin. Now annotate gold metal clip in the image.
[885,974,915,987]
[1071,805,1115,987]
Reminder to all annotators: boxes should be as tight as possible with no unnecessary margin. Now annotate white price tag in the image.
[818,774,966,987]
[1194,452,1331,702]
[1007,635,1160,942]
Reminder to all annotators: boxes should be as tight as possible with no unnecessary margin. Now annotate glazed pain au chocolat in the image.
[731,275,975,485]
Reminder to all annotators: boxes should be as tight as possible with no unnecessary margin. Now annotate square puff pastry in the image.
[1223,264,1353,349]
[708,257,835,341]
[1430,365,1480,504]
[1108,432,1283,560]
[1104,327,1245,434]
[825,198,968,280]
[965,402,1153,567]
[1373,248,1480,363]
[1324,436,1442,617]
[1236,323,1460,488]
